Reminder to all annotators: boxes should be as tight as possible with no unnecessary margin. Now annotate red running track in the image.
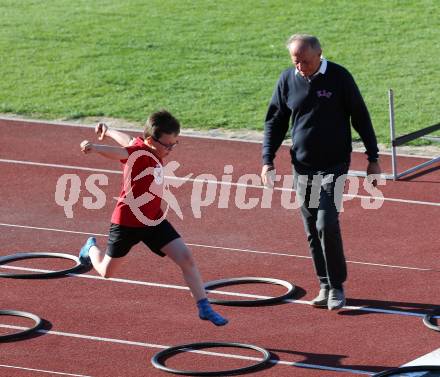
[0,118,439,377]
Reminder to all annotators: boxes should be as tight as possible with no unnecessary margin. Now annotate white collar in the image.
[295,58,327,78]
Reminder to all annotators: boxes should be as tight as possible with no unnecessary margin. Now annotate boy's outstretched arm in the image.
[80,140,129,160]
[95,122,135,147]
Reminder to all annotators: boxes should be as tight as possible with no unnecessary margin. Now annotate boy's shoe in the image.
[311,288,329,307]
[197,298,228,326]
[79,237,96,265]
[328,288,346,311]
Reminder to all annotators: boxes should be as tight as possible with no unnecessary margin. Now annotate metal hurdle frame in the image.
[388,89,440,180]
[349,89,440,180]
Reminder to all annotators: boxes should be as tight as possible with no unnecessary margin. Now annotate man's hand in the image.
[261,164,276,188]
[366,161,382,187]
[80,140,94,154]
[95,122,108,141]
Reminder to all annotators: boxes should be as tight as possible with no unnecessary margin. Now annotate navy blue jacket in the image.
[262,61,379,170]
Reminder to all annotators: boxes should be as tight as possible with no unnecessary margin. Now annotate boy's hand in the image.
[80,140,93,154]
[95,122,108,140]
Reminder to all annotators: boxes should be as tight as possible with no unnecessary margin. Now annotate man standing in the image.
[261,34,381,310]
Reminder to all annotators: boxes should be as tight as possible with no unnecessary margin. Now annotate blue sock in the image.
[197,298,228,326]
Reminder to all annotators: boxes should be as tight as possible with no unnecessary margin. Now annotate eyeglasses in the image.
[151,135,179,150]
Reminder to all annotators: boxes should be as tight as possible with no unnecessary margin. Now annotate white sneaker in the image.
[328,288,346,310]
[311,288,329,307]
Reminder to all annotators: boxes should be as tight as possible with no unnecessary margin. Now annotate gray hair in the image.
[286,34,321,52]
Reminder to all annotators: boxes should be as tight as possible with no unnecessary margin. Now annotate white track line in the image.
[0,222,437,272]
[403,348,440,367]
[0,364,92,377]
[187,242,437,272]
[0,264,436,319]
[1,158,439,207]
[0,158,122,175]
[0,324,373,375]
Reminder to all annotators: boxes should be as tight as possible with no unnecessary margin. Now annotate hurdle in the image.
[388,89,440,180]
[349,89,440,180]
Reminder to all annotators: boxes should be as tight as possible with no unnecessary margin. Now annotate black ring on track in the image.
[151,341,271,376]
[372,365,440,376]
[0,252,83,278]
[204,277,295,306]
[0,310,43,341]
[423,308,440,332]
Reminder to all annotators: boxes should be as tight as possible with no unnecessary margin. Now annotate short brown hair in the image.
[143,110,181,139]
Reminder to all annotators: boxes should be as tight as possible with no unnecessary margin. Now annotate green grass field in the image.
[0,0,439,144]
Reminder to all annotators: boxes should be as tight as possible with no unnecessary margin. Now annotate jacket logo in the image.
[316,90,332,98]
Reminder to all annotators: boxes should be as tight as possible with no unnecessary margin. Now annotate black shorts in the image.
[106,220,181,258]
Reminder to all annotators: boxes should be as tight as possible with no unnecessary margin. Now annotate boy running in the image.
[79,110,228,326]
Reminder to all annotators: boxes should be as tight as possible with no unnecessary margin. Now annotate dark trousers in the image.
[294,162,349,290]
